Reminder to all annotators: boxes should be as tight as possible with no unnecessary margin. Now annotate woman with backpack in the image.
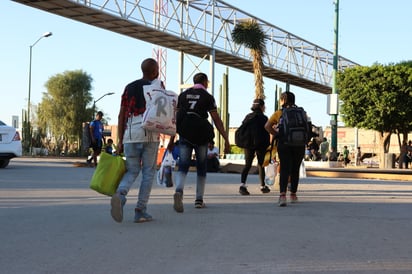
[238,99,271,195]
[264,91,308,206]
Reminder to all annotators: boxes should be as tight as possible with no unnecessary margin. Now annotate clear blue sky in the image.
[1,1,411,129]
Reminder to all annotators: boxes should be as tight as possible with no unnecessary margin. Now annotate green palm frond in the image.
[232,19,267,54]
[232,19,268,99]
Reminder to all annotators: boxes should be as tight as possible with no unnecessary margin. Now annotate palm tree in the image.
[232,19,268,99]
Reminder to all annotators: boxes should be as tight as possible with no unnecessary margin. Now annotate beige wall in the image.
[323,127,412,155]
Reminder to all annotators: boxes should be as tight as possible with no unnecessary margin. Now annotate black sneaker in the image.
[239,186,250,195]
[194,200,206,209]
[261,185,271,193]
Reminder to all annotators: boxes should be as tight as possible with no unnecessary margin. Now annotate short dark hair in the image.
[141,58,157,71]
[97,111,103,117]
[193,72,208,84]
[141,58,158,79]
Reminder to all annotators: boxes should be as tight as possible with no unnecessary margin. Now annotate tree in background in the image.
[37,70,93,155]
[337,62,412,168]
[232,19,267,100]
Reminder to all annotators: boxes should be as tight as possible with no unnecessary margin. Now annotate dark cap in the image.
[96,111,103,117]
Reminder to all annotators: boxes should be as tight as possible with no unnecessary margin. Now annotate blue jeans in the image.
[117,142,159,211]
[175,138,207,201]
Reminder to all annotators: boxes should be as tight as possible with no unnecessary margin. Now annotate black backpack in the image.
[235,113,269,149]
[235,119,253,148]
[277,107,310,147]
[176,110,214,145]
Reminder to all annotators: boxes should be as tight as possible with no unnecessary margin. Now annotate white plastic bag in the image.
[264,161,278,186]
[157,150,175,187]
[299,159,306,178]
[142,79,178,135]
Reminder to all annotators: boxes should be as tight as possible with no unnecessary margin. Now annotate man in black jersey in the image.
[168,72,230,212]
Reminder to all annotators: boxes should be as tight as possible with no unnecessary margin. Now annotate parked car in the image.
[0,120,22,168]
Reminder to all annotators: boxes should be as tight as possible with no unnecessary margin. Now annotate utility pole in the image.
[330,0,339,150]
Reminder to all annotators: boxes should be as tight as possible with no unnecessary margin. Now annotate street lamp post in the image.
[27,31,52,155]
[92,92,115,119]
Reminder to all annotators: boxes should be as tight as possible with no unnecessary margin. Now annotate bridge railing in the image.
[24,0,359,89]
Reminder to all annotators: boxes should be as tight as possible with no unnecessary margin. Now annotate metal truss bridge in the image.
[13,0,359,94]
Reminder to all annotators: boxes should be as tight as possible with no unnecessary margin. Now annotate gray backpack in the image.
[278,107,310,146]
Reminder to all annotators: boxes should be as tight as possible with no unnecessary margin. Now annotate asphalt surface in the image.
[1,157,412,274]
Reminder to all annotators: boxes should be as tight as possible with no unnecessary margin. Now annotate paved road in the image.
[1,158,412,274]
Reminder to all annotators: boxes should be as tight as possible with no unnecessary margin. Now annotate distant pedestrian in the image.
[329,147,338,161]
[320,137,329,161]
[207,141,220,172]
[105,138,114,155]
[342,146,350,166]
[308,138,320,161]
[89,111,104,167]
[399,141,408,169]
[355,146,361,166]
[405,140,412,169]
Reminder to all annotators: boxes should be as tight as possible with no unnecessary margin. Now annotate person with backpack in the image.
[167,72,230,213]
[264,91,308,206]
[237,99,270,195]
[110,58,161,223]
